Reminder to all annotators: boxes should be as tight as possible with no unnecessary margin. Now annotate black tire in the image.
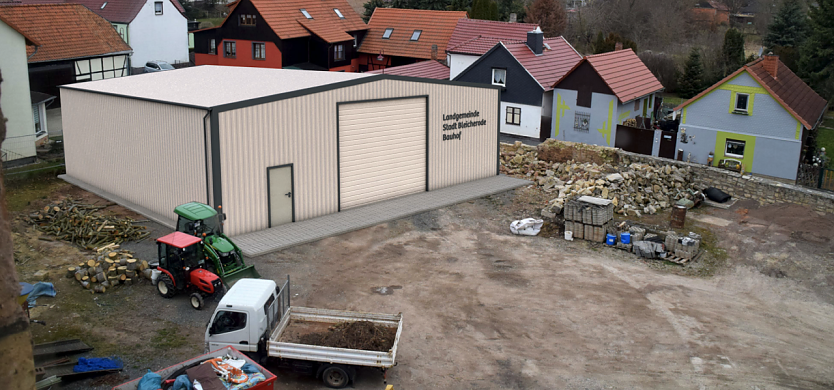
[190,293,204,310]
[157,274,175,298]
[322,365,349,389]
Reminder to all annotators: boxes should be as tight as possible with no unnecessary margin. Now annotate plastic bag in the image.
[137,369,162,390]
[510,218,543,236]
[172,374,192,390]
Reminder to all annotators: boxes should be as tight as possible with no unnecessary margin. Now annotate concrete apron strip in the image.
[233,175,532,257]
[59,174,177,229]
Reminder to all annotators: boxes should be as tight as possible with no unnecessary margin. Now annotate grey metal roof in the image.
[61,66,376,109]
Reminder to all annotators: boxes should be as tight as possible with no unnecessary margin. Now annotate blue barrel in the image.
[620,232,631,244]
[605,234,616,245]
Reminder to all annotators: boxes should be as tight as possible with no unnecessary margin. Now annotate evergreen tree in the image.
[390,0,412,9]
[363,0,386,22]
[798,0,834,100]
[417,0,449,11]
[763,1,808,71]
[447,0,471,12]
[592,31,606,54]
[470,0,488,19]
[678,48,705,99]
[525,0,567,37]
[488,0,499,20]
[763,1,808,49]
[722,28,745,76]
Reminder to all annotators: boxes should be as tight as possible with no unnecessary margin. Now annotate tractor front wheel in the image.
[157,274,175,298]
[190,293,204,310]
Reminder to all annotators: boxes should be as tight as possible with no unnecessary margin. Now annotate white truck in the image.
[205,277,403,388]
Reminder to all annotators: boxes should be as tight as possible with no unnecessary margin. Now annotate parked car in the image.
[144,60,175,73]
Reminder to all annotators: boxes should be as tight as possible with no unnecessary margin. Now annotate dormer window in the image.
[334,8,344,19]
[300,9,312,19]
[382,28,393,39]
[410,30,421,41]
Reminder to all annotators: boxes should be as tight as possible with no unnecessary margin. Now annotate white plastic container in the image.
[565,231,573,241]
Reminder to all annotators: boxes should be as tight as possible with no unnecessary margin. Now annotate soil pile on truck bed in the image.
[280,320,396,352]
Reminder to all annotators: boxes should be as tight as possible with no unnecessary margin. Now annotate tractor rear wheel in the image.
[157,274,175,298]
[190,293,204,310]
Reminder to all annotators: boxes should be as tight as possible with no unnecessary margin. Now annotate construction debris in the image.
[501,141,702,218]
[25,198,150,249]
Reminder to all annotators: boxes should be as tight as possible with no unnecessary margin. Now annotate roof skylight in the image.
[300,9,312,19]
[383,28,393,39]
[334,8,344,19]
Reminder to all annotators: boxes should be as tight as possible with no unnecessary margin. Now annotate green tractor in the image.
[174,202,260,286]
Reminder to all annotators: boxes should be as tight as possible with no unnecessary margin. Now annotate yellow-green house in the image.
[674,54,828,181]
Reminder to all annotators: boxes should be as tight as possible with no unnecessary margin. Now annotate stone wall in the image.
[619,151,834,214]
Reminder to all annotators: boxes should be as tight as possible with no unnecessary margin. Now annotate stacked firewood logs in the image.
[27,198,150,249]
[65,244,151,293]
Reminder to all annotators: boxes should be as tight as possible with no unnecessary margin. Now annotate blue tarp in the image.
[72,356,123,373]
[26,282,56,307]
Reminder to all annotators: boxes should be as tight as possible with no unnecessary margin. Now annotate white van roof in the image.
[218,278,277,310]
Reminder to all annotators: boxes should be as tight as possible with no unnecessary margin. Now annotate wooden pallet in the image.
[663,255,690,265]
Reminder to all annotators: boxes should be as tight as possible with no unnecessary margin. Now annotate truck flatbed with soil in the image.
[205,277,403,388]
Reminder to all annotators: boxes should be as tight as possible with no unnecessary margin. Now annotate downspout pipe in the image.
[203,109,212,205]
[27,45,40,60]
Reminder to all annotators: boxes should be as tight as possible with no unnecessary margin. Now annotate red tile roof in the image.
[503,37,581,91]
[358,8,467,59]
[0,10,40,45]
[18,0,185,23]
[557,49,663,102]
[248,0,367,41]
[298,19,354,43]
[676,57,828,129]
[366,59,449,79]
[446,18,537,55]
[0,4,132,63]
[447,35,523,55]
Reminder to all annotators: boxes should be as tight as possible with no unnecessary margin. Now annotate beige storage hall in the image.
[60,66,500,236]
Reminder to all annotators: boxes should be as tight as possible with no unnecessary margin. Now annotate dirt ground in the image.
[10,177,834,389]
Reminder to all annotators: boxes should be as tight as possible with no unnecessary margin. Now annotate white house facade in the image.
[0,20,37,166]
[127,0,189,67]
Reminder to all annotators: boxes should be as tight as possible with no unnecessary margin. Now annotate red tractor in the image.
[155,232,223,310]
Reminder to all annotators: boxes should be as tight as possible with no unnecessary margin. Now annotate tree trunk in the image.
[0,68,36,390]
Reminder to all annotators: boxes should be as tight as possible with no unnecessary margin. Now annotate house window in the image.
[353,35,358,48]
[492,68,506,86]
[334,8,344,19]
[154,1,162,15]
[410,30,421,41]
[209,39,216,54]
[300,9,312,19]
[33,104,44,137]
[725,139,745,158]
[735,93,749,113]
[334,44,345,61]
[253,42,265,60]
[382,28,393,39]
[239,14,256,26]
[506,106,521,125]
[574,111,590,132]
[634,100,639,111]
[224,41,236,58]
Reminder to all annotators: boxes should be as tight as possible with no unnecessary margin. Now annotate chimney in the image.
[509,13,517,23]
[763,52,778,79]
[431,44,438,61]
[527,27,543,55]
[615,42,623,51]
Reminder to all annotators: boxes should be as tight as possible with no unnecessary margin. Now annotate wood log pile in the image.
[26,198,150,249]
[65,244,153,293]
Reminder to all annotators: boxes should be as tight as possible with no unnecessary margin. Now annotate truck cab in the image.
[205,278,283,353]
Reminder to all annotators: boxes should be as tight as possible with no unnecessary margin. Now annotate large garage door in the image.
[339,97,426,210]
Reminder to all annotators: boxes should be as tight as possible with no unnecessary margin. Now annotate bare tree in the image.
[525,0,568,37]
[721,0,746,15]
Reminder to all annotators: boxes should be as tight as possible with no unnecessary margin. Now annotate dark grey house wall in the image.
[453,46,544,107]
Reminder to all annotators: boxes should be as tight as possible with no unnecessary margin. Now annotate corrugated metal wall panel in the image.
[61,89,208,222]
[339,97,426,209]
[219,79,498,236]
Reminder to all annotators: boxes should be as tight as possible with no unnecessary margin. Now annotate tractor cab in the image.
[155,232,222,310]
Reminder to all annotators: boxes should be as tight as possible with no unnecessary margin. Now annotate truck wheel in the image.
[190,293,204,310]
[322,365,349,389]
[157,274,175,298]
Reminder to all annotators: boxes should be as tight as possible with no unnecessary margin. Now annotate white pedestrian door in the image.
[268,165,293,227]
[339,97,426,210]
